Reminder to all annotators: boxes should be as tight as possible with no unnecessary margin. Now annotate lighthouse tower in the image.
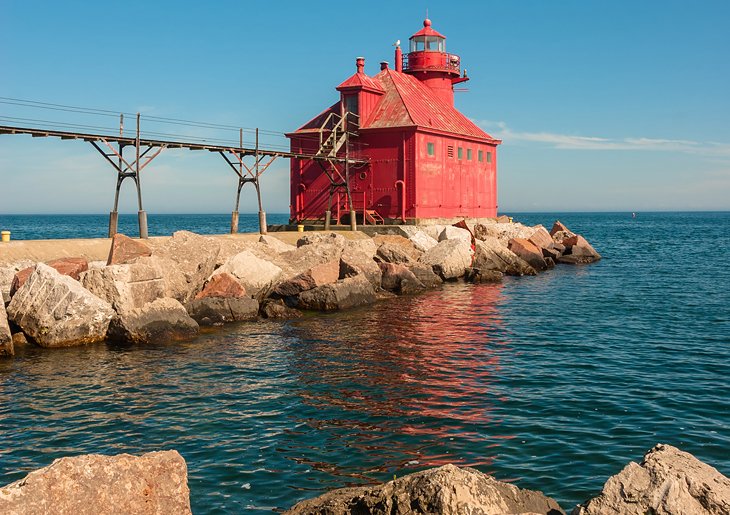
[398,18,469,105]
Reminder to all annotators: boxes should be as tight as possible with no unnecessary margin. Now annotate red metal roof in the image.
[362,69,496,141]
[336,72,384,94]
[410,19,446,40]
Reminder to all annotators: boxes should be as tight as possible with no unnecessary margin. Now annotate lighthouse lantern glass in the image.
[410,36,445,53]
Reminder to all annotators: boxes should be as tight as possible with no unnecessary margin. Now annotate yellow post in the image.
[1,231,10,242]
[297,224,304,233]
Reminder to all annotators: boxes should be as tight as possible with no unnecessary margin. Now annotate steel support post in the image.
[230,211,239,234]
[324,211,332,230]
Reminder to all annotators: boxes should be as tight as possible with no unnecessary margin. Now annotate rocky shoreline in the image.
[1,444,728,514]
[1,218,600,356]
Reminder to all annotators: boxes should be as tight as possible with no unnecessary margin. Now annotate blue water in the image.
[0,213,291,240]
[0,212,728,513]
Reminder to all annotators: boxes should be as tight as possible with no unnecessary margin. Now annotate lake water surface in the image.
[0,212,728,513]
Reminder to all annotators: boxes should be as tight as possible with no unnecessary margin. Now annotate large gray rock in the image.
[473,238,537,276]
[286,464,563,515]
[340,244,382,289]
[421,224,446,241]
[108,298,199,344]
[376,243,414,265]
[133,255,189,302]
[345,238,378,259]
[274,258,340,297]
[297,275,377,311]
[0,450,191,514]
[0,260,34,304]
[438,225,472,244]
[379,262,425,295]
[0,300,12,357]
[573,444,730,515]
[259,234,297,253]
[7,264,115,348]
[372,235,422,261]
[80,261,167,315]
[409,230,439,252]
[278,243,344,282]
[151,230,221,301]
[419,239,473,280]
[408,262,443,289]
[297,232,347,249]
[186,297,259,325]
[213,250,283,300]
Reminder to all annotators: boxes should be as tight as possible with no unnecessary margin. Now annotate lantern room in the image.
[402,18,468,105]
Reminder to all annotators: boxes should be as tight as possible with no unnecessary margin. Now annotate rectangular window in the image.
[478,150,483,162]
[427,142,435,156]
[486,151,492,163]
[447,145,454,158]
[467,149,472,161]
[457,147,463,159]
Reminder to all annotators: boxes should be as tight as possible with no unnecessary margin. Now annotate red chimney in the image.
[380,61,389,70]
[395,45,402,72]
[356,57,365,74]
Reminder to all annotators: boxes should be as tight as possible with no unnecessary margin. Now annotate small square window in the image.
[457,147,463,159]
[478,150,483,162]
[467,149,472,160]
[486,151,492,163]
[427,142,435,156]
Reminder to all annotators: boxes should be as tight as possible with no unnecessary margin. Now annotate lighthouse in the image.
[287,18,501,226]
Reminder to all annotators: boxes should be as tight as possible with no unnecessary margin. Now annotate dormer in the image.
[336,57,384,127]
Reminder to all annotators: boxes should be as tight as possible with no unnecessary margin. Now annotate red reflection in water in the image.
[289,282,515,473]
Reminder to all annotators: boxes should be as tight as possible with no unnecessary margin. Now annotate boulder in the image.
[108,298,199,344]
[408,262,444,288]
[419,239,473,280]
[259,234,297,253]
[340,245,382,289]
[132,255,189,302]
[473,222,500,242]
[550,220,572,236]
[496,214,511,223]
[7,264,115,348]
[285,464,563,515]
[573,444,730,515]
[559,235,602,264]
[151,230,221,301]
[80,261,167,315]
[274,258,340,297]
[186,296,258,325]
[473,238,537,276]
[0,260,34,303]
[297,275,377,311]
[10,257,88,297]
[196,273,246,299]
[408,230,439,253]
[379,262,425,295]
[420,224,446,241]
[465,267,503,283]
[0,300,12,357]
[529,225,555,251]
[278,243,344,281]
[376,242,414,265]
[106,233,152,265]
[297,232,346,248]
[372,234,422,260]
[345,238,378,259]
[0,450,191,514]
[439,225,472,244]
[213,250,283,300]
[260,298,303,319]
[509,238,549,272]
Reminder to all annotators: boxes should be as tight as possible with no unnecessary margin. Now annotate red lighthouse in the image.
[288,18,501,226]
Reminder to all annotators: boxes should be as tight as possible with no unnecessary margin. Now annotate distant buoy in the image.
[632,212,637,218]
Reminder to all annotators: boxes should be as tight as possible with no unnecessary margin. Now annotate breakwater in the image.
[1,212,728,513]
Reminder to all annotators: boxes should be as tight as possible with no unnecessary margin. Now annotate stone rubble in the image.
[1,218,600,354]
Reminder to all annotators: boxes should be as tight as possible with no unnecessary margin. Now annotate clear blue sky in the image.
[1,0,729,214]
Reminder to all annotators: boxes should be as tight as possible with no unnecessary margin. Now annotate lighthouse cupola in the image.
[401,18,468,105]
